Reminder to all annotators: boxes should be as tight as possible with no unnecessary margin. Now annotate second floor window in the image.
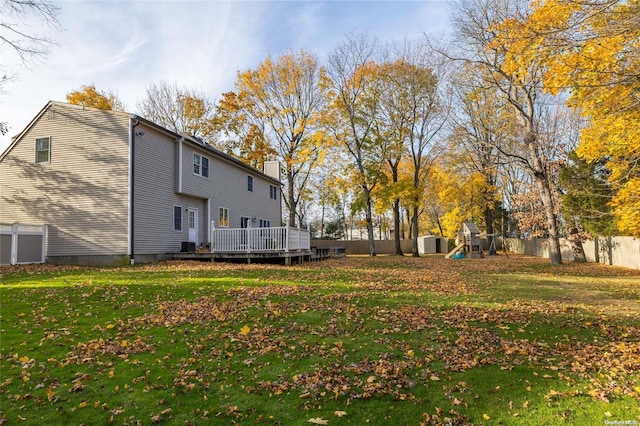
[35,137,51,163]
[247,175,253,192]
[193,153,209,178]
[269,185,277,200]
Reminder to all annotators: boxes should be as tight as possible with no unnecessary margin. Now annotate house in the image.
[0,101,284,265]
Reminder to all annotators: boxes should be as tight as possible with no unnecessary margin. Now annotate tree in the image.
[495,0,640,237]
[325,33,388,256]
[66,84,126,111]
[449,68,514,238]
[379,57,445,256]
[449,0,566,264]
[137,81,216,143]
[218,50,327,228]
[1,0,61,135]
[1,0,60,69]
[375,60,413,255]
[559,151,617,237]
[213,91,276,170]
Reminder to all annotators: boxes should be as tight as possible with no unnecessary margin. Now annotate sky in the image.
[0,0,451,152]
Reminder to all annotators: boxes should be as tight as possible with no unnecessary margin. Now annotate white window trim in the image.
[219,207,229,228]
[247,175,254,192]
[35,137,51,164]
[193,153,210,178]
[173,205,183,231]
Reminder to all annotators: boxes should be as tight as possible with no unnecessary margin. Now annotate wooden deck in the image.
[172,247,330,265]
[172,225,330,265]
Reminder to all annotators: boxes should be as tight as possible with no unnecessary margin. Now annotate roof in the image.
[462,221,480,234]
[1,101,281,186]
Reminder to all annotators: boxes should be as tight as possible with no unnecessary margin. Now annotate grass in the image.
[1,254,639,425]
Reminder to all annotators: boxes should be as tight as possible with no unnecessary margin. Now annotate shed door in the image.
[188,208,198,243]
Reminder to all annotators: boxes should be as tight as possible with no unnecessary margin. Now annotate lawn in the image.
[1,255,639,425]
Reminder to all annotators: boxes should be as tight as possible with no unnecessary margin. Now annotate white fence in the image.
[211,224,310,253]
[0,223,47,265]
[506,237,640,270]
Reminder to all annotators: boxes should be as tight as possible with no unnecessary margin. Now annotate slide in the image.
[445,243,465,259]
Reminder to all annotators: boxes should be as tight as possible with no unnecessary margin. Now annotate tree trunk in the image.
[392,198,404,255]
[568,228,587,263]
[287,172,296,227]
[363,186,376,256]
[526,130,562,265]
[411,202,420,257]
[484,205,496,255]
[532,173,562,265]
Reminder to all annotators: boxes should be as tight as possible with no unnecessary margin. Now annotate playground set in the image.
[446,221,484,259]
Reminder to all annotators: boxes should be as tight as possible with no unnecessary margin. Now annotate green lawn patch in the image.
[1,255,639,425]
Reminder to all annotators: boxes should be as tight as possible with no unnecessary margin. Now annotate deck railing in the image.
[210,224,310,253]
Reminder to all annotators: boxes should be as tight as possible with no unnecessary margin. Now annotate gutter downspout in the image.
[177,136,184,193]
[129,117,140,264]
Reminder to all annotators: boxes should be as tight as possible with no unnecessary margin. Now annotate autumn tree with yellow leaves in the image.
[493,0,640,236]
[66,84,126,111]
[325,34,390,256]
[212,91,276,170]
[382,44,449,257]
[375,52,443,256]
[218,50,328,227]
[449,0,568,264]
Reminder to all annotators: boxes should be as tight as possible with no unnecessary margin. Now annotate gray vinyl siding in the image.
[132,125,207,253]
[1,102,283,262]
[181,144,212,199]
[205,150,281,229]
[0,103,129,256]
[180,142,281,233]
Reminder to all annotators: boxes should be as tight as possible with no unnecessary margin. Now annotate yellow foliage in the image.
[66,84,124,111]
[439,207,464,240]
[491,0,640,236]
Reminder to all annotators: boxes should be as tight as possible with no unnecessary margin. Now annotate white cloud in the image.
[0,0,451,153]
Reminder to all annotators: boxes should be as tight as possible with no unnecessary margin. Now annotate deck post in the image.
[210,222,215,253]
[246,222,251,254]
[285,227,290,252]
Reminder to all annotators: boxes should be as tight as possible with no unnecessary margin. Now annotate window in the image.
[240,217,251,229]
[35,137,51,163]
[269,185,278,200]
[193,153,209,178]
[188,210,196,229]
[202,156,209,177]
[173,206,182,231]
[219,207,229,227]
[247,175,253,192]
[259,219,271,228]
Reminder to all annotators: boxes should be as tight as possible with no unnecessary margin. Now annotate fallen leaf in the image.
[308,418,328,425]
[483,413,490,420]
[239,325,251,335]
[334,411,347,417]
